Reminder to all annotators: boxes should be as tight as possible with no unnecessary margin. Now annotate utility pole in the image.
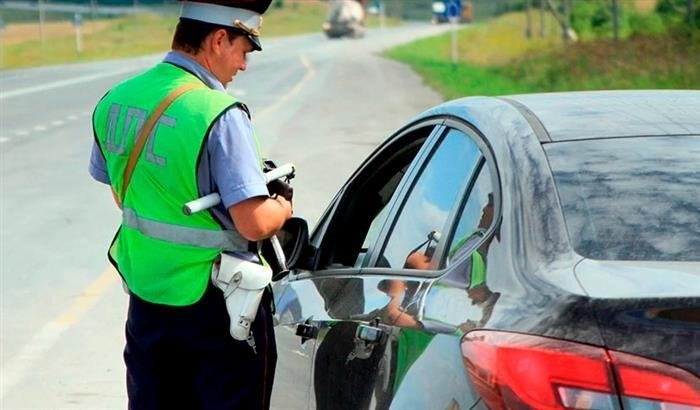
[540,0,546,37]
[544,0,577,42]
[525,0,532,39]
[612,0,620,40]
[38,0,46,45]
[73,13,84,54]
[562,0,571,43]
[448,0,460,65]
[0,18,5,69]
[689,0,696,27]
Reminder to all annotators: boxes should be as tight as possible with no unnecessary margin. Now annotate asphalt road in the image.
[0,23,451,409]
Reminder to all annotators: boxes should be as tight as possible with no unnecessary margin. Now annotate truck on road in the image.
[323,0,366,39]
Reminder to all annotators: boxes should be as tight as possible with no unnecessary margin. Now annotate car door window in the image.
[314,125,440,271]
[377,128,483,270]
[447,165,495,265]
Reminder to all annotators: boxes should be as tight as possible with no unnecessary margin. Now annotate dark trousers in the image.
[124,284,277,410]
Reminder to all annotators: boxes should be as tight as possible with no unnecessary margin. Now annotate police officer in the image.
[88,0,291,408]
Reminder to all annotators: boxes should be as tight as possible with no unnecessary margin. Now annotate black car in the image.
[270,90,700,409]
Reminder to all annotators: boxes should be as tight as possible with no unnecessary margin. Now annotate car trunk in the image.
[575,258,700,376]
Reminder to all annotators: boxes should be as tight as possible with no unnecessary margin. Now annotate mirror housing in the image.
[268,217,312,280]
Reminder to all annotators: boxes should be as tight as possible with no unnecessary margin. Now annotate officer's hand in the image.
[267,179,293,201]
[275,193,293,219]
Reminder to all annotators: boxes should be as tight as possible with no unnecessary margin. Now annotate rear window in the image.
[545,136,700,261]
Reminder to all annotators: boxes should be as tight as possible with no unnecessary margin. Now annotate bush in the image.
[570,0,624,40]
[628,11,667,35]
[656,0,700,27]
[570,0,688,40]
[656,0,686,16]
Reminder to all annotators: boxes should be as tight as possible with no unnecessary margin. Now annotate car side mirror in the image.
[270,217,313,279]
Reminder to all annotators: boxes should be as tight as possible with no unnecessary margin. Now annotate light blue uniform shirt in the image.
[89,51,269,233]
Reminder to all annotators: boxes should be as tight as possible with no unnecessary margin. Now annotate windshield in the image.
[545,135,700,261]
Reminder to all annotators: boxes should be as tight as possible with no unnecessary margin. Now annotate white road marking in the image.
[7,111,89,139]
[0,67,138,100]
[0,137,9,143]
[0,267,117,400]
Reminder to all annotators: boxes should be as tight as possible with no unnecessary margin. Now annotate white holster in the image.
[211,253,272,341]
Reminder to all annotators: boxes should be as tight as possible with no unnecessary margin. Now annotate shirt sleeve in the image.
[208,107,269,208]
[89,142,110,185]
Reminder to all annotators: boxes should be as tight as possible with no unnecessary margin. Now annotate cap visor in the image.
[248,34,262,51]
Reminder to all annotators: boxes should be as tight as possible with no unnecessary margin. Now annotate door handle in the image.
[356,323,384,343]
[346,323,385,363]
[295,320,318,343]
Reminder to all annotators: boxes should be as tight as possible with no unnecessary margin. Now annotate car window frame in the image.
[300,119,447,278]
[361,117,503,279]
[365,125,482,270]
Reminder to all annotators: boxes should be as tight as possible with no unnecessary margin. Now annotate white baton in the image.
[183,193,221,215]
[182,163,295,215]
[263,163,295,183]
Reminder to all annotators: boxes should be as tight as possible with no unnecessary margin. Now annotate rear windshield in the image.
[545,136,700,261]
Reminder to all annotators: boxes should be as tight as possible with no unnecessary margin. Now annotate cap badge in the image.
[233,16,262,36]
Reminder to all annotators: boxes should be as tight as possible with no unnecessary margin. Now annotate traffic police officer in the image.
[88,0,291,408]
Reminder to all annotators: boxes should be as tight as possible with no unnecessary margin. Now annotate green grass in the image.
[385,11,700,98]
[384,12,565,98]
[502,31,700,91]
[2,13,177,68]
[385,47,537,99]
[1,1,402,69]
[251,2,327,38]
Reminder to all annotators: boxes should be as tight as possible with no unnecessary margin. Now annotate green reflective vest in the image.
[93,63,250,306]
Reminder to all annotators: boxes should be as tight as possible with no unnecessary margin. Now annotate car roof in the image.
[416,90,700,144]
[502,90,700,142]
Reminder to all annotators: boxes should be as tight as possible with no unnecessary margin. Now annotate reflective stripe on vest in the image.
[123,208,248,252]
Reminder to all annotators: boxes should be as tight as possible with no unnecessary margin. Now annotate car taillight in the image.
[461,330,700,410]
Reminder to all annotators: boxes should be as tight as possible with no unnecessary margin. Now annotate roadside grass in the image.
[384,12,564,98]
[0,1,401,69]
[503,31,700,91]
[1,13,176,68]
[385,12,700,99]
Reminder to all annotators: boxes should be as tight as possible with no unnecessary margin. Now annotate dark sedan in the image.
[270,90,700,410]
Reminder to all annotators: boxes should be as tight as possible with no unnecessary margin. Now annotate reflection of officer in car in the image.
[449,194,501,331]
[376,279,422,328]
[88,0,291,408]
[457,259,500,333]
[404,194,500,331]
[404,194,496,270]
[314,277,422,410]
[313,321,384,410]
[403,230,440,270]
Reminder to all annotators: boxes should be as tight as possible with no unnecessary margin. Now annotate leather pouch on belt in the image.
[211,253,272,340]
